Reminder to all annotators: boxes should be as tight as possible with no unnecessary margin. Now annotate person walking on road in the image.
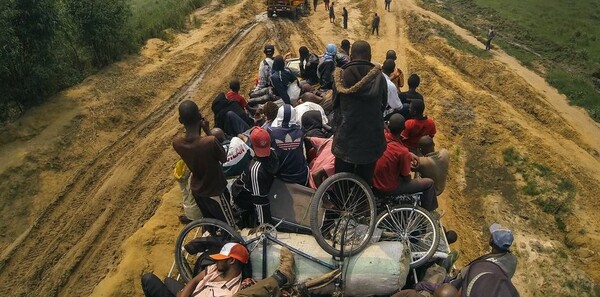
[323,0,330,11]
[372,13,380,36]
[342,7,348,29]
[485,26,495,50]
[384,0,391,12]
[329,2,335,23]
[313,0,318,11]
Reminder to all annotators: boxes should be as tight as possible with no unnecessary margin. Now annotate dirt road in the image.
[0,0,599,296]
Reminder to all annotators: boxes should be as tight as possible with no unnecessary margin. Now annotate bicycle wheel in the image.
[376,206,439,269]
[310,172,376,257]
[175,218,244,282]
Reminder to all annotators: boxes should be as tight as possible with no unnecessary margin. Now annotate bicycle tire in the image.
[174,218,244,282]
[375,206,439,269]
[309,172,376,257]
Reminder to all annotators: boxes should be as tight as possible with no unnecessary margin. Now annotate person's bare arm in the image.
[177,269,207,297]
[312,169,328,188]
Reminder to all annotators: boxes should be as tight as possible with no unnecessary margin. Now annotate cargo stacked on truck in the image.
[267,0,308,19]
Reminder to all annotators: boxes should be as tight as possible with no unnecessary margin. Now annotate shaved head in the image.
[433,284,458,297]
[178,100,201,126]
[388,114,406,135]
[350,40,371,61]
[418,135,435,155]
[386,50,397,60]
[210,128,226,143]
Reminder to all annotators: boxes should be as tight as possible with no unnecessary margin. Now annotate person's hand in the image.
[200,117,210,131]
[284,52,292,59]
[410,153,419,169]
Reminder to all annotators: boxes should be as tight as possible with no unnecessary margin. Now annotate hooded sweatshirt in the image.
[211,93,253,134]
[317,44,337,90]
[267,105,309,185]
[332,60,387,164]
[270,57,298,105]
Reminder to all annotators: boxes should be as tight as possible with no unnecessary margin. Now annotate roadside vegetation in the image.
[421,0,600,122]
[0,0,233,122]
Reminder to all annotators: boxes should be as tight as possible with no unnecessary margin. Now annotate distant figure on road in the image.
[329,2,335,23]
[342,7,348,29]
[324,0,330,11]
[385,0,391,12]
[313,0,318,11]
[485,26,495,51]
[372,13,380,36]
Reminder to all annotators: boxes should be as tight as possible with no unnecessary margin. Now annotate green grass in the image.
[130,0,212,41]
[432,23,492,59]
[420,0,600,123]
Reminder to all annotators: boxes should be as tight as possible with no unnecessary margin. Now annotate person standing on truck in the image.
[342,7,348,29]
[329,2,335,23]
[372,13,380,36]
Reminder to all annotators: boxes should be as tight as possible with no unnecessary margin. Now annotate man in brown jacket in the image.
[332,40,387,184]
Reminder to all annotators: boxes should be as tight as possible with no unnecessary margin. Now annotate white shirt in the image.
[383,73,402,117]
[295,102,329,126]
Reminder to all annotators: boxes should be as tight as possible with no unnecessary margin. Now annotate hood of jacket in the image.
[334,60,382,95]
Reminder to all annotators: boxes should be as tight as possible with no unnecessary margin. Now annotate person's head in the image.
[374,13,378,16]
[250,127,272,158]
[433,284,459,297]
[209,243,249,274]
[210,128,226,143]
[350,40,371,61]
[262,101,279,122]
[341,39,351,54]
[409,99,425,117]
[418,135,435,155]
[178,100,201,126]
[325,43,337,57]
[407,73,421,89]
[299,46,310,59]
[264,44,275,57]
[385,50,397,60]
[273,104,297,128]
[229,78,240,93]
[489,223,514,253]
[382,59,395,76]
[272,55,285,71]
[388,114,406,135]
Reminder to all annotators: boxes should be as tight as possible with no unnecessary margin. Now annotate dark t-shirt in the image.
[398,90,423,104]
[173,135,227,197]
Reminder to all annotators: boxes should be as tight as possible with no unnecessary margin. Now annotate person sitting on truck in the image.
[268,104,310,186]
[254,44,275,91]
[401,99,436,152]
[299,46,320,86]
[231,127,279,226]
[226,79,248,110]
[211,128,254,178]
[317,44,337,90]
[269,55,299,105]
[372,114,438,211]
[385,50,405,91]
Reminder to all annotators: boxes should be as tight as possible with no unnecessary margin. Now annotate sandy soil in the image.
[0,0,599,296]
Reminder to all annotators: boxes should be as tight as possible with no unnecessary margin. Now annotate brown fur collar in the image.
[334,64,382,94]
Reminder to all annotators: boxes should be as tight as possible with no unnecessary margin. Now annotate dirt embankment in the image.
[1,0,599,296]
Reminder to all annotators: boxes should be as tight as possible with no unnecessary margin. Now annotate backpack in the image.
[461,260,519,297]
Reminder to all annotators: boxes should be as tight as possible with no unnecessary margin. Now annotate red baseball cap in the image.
[251,127,271,158]
[209,243,249,264]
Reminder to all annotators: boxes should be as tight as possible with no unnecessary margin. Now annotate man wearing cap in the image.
[231,127,280,227]
[141,242,248,297]
[415,223,518,295]
[256,44,275,91]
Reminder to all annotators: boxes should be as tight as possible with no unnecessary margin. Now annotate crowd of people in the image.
[141,3,517,296]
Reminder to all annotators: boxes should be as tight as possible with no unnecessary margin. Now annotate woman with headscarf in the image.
[317,44,337,90]
[267,104,309,186]
[269,55,298,105]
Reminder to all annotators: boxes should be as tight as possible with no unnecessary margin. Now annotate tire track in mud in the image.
[0,18,264,297]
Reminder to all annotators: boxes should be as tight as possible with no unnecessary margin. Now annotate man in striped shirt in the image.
[231,127,279,227]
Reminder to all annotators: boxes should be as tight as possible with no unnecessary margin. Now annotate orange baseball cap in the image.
[209,243,249,264]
